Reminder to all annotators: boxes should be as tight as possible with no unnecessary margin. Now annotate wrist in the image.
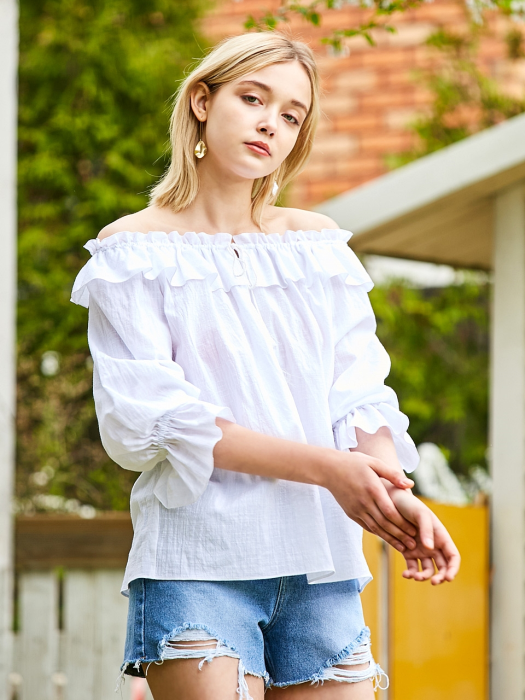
[316,448,353,492]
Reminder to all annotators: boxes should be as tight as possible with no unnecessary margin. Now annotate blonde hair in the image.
[149,32,320,226]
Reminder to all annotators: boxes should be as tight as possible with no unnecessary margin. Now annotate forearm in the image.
[213,417,339,489]
[351,426,413,496]
[213,418,417,549]
[351,426,401,468]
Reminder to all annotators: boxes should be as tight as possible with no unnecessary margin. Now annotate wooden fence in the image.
[12,514,150,700]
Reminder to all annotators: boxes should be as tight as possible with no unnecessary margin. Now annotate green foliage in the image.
[370,280,490,476]
[506,27,525,59]
[377,28,521,476]
[244,0,420,52]
[244,0,524,53]
[17,0,209,511]
[387,28,525,168]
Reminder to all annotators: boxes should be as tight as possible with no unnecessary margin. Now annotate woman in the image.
[71,32,460,700]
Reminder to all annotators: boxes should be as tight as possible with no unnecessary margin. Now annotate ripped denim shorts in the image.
[118,574,389,698]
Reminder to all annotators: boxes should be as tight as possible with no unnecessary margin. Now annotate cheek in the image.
[205,118,238,153]
[205,98,247,150]
[280,127,300,159]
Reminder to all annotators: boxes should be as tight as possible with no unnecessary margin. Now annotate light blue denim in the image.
[119,574,388,696]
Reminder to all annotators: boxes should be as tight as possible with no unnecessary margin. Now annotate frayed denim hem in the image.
[267,626,389,692]
[115,622,269,700]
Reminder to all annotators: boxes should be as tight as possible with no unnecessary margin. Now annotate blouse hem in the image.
[119,565,373,597]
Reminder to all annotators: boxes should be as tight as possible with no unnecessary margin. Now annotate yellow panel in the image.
[361,531,383,663]
[390,499,489,700]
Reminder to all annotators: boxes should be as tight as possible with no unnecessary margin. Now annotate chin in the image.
[228,164,274,182]
[229,150,276,180]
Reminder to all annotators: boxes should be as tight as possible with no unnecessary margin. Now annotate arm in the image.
[213,417,419,553]
[353,425,461,584]
[75,270,236,510]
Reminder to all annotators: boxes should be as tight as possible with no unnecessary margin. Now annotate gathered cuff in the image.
[152,401,236,509]
[333,403,419,473]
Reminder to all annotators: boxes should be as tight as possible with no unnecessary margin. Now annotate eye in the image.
[283,113,299,125]
[242,95,261,104]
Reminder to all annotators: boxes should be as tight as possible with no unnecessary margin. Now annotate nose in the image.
[258,124,275,138]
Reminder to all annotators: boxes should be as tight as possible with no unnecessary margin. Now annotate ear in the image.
[190,81,211,123]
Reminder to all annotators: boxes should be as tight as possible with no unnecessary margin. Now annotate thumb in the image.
[368,457,414,490]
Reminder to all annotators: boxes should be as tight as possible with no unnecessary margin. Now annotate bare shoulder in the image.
[97,210,151,240]
[268,206,340,233]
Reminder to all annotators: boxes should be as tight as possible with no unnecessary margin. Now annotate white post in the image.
[0,0,17,697]
[490,181,525,699]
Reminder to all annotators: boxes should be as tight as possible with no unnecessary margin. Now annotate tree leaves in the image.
[17,0,208,510]
[370,280,489,477]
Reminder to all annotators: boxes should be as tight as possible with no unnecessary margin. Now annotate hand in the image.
[326,450,418,553]
[386,486,461,585]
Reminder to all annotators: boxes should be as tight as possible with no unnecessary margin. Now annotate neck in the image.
[181,161,261,235]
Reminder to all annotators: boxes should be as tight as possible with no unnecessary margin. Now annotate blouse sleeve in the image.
[328,269,419,473]
[77,272,236,509]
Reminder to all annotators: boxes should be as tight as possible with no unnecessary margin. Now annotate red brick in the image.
[320,93,358,115]
[334,68,378,92]
[360,133,413,152]
[336,114,383,131]
[360,91,416,109]
[199,0,522,208]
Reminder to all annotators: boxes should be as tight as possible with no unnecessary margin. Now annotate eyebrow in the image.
[238,79,309,114]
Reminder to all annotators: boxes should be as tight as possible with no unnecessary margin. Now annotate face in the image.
[191,61,312,181]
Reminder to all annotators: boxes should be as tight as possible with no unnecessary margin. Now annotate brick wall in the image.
[201,0,525,209]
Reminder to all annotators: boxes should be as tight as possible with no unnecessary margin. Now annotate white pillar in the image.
[491,181,525,699]
[0,0,18,696]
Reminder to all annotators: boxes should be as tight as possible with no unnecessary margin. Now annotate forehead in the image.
[233,62,312,107]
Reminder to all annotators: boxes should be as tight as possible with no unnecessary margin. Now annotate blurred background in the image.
[17,0,519,514]
[4,0,525,697]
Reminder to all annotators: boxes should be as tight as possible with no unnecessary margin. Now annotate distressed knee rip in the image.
[147,628,264,700]
[317,639,389,692]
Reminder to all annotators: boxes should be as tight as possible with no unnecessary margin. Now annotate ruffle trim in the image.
[152,402,236,510]
[333,403,419,473]
[71,229,373,307]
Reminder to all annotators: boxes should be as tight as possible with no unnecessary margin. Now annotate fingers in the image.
[432,516,461,581]
[401,545,460,585]
[419,557,435,581]
[374,490,417,538]
[442,543,461,581]
[414,506,434,550]
[402,559,419,580]
[403,556,435,581]
[358,514,407,553]
[367,456,414,490]
[430,550,448,585]
[367,502,416,550]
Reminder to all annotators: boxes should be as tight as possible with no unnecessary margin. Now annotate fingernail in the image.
[424,539,433,548]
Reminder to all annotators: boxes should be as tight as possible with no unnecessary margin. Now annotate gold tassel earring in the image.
[194,120,207,159]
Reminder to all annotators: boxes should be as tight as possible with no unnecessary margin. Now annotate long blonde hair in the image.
[149,32,320,226]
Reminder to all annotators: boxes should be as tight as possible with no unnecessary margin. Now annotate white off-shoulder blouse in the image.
[71,229,419,596]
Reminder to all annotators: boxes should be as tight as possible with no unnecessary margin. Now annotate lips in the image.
[245,141,271,156]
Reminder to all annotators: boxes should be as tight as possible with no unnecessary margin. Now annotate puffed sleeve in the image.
[72,268,236,509]
[328,268,419,473]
